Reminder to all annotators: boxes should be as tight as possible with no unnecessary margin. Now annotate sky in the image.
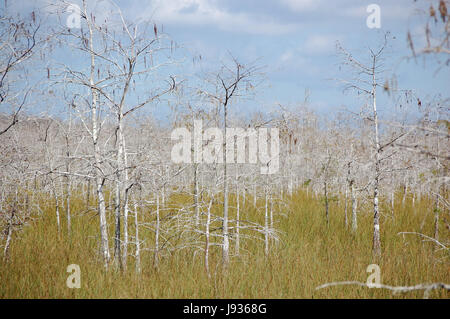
[6,0,450,121]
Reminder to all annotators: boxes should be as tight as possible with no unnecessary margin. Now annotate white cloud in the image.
[139,0,300,35]
[280,34,340,59]
[341,3,411,20]
[277,33,341,76]
[303,34,338,54]
[280,0,321,12]
[280,50,295,63]
[277,51,320,75]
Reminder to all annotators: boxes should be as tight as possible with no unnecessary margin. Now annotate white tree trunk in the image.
[121,132,129,270]
[66,181,71,235]
[134,202,141,273]
[205,199,213,278]
[372,58,381,256]
[222,107,229,267]
[344,185,348,227]
[52,183,60,234]
[351,180,357,232]
[114,180,121,268]
[85,0,110,266]
[391,191,394,216]
[194,164,200,227]
[270,193,273,231]
[3,210,14,261]
[288,176,293,196]
[86,178,91,210]
[154,193,160,268]
[402,183,408,206]
[434,195,439,241]
[324,180,329,226]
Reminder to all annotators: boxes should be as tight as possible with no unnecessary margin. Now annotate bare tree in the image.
[198,55,263,267]
[336,35,401,256]
[51,0,177,268]
[0,6,45,136]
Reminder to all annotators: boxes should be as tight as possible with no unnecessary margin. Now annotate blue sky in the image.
[8,0,450,121]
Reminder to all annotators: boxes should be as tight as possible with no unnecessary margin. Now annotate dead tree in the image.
[336,35,397,256]
[0,8,42,136]
[197,55,262,267]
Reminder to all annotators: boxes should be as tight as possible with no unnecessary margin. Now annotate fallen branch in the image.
[315,281,450,298]
[398,232,449,251]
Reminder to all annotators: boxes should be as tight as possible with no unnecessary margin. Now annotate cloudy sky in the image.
[8,0,450,119]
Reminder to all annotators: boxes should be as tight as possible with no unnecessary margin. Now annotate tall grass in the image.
[1,188,448,298]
